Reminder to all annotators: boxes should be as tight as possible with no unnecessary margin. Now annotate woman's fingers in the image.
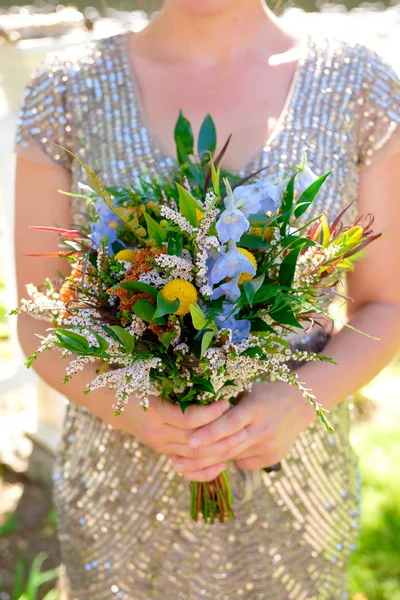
[167,427,249,461]
[178,462,227,482]
[187,404,249,448]
[169,433,250,472]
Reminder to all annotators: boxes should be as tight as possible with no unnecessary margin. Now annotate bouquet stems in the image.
[190,471,234,523]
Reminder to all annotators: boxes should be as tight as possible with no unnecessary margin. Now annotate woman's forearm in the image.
[296,300,400,425]
[18,313,121,426]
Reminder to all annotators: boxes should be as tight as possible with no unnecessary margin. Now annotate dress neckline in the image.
[117,31,311,176]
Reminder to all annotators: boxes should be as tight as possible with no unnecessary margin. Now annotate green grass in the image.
[348,420,400,600]
[0,510,19,536]
[5,553,61,600]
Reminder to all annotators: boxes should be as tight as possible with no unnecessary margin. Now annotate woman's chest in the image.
[69,37,361,228]
[127,53,300,173]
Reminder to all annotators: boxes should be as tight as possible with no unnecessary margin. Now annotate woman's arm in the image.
[168,149,400,478]
[15,157,229,480]
[15,156,134,424]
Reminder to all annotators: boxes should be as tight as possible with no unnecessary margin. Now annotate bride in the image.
[14,0,400,598]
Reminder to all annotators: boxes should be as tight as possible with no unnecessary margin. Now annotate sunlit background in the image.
[0,1,399,598]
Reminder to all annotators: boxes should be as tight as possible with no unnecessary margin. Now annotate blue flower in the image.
[216,181,249,243]
[224,177,283,219]
[90,222,119,254]
[211,275,241,302]
[253,176,283,214]
[216,303,251,343]
[94,194,123,227]
[90,197,125,254]
[228,183,265,217]
[216,205,250,243]
[206,247,219,274]
[210,240,256,285]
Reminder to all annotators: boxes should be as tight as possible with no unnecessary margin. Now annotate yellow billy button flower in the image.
[161,279,198,316]
[114,249,137,263]
[250,226,274,241]
[237,248,257,285]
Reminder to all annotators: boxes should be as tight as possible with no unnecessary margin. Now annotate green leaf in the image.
[131,351,154,364]
[238,234,269,249]
[280,174,296,226]
[198,114,217,159]
[279,235,316,250]
[106,325,135,354]
[278,246,302,288]
[190,376,215,394]
[160,377,175,400]
[88,330,109,353]
[143,212,167,245]
[119,280,158,299]
[174,110,194,160]
[132,298,157,322]
[161,331,176,349]
[294,171,332,219]
[179,390,197,412]
[243,274,265,308]
[176,182,203,227]
[190,303,208,330]
[243,346,264,358]
[201,330,215,357]
[53,328,90,349]
[54,336,92,356]
[270,305,302,328]
[111,239,125,254]
[253,284,281,305]
[211,162,221,197]
[164,352,179,378]
[153,292,180,320]
[271,292,291,312]
[250,318,275,334]
[167,233,184,256]
[53,339,89,355]
[248,214,277,228]
[101,324,123,344]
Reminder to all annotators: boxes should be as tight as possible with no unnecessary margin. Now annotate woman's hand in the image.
[169,382,316,480]
[119,395,231,481]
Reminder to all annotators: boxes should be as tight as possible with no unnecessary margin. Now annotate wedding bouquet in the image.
[14,113,380,523]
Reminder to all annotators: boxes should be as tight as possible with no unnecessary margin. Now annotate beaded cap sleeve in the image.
[15,55,73,170]
[357,47,400,166]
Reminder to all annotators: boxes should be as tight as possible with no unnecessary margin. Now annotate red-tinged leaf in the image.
[323,279,341,287]
[204,134,232,192]
[28,226,88,238]
[329,202,355,235]
[342,233,382,260]
[233,164,270,190]
[307,221,321,241]
[23,250,82,257]
[319,258,341,278]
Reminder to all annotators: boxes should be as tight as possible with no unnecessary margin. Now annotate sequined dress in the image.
[16,33,400,600]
